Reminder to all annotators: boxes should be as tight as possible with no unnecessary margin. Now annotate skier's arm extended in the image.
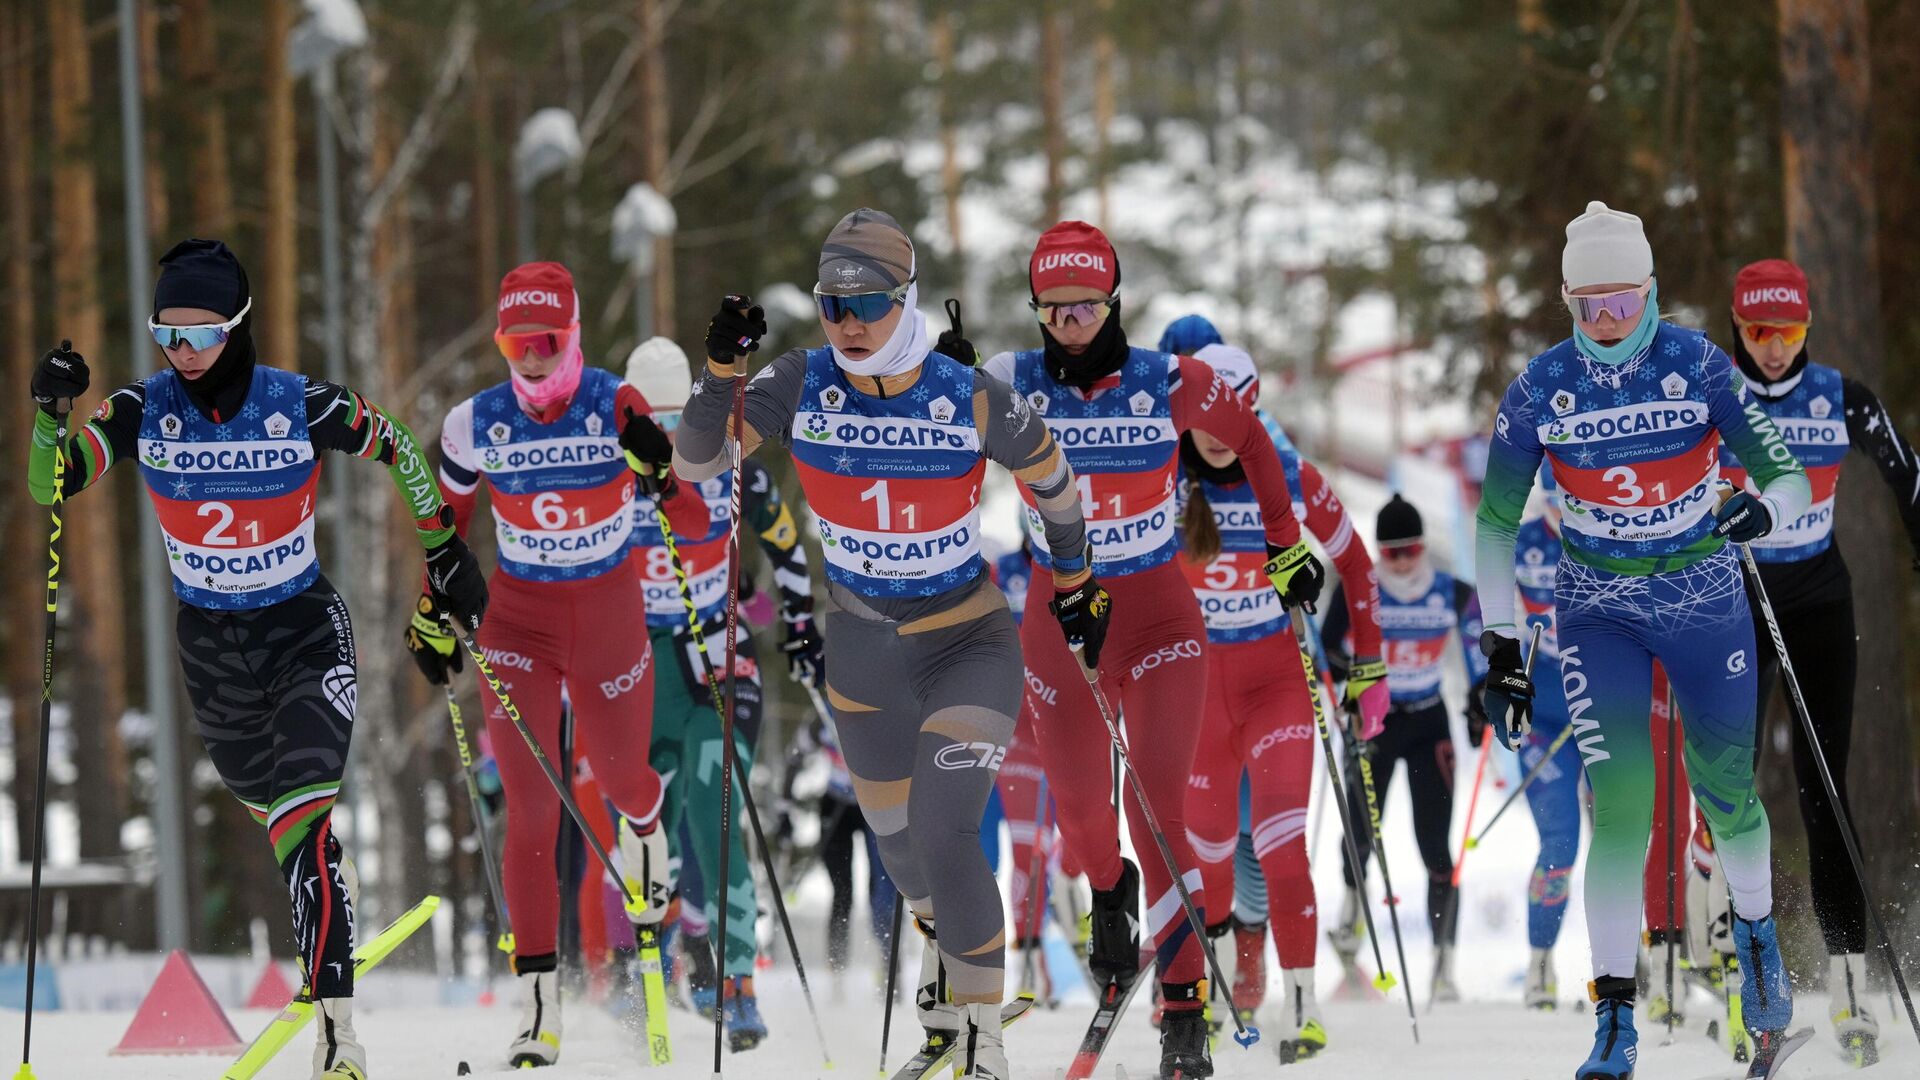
[1299,461,1380,660]
[1453,577,1489,684]
[742,459,815,622]
[1475,374,1545,640]
[1704,344,1809,531]
[435,397,484,539]
[674,349,805,484]
[974,371,1090,590]
[28,383,144,504]
[1841,376,1920,564]
[1171,355,1302,549]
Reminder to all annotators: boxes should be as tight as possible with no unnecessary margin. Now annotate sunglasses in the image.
[653,411,682,433]
[814,280,913,324]
[1740,322,1808,347]
[149,298,252,351]
[1029,295,1117,329]
[1380,542,1425,560]
[494,323,578,362]
[1563,282,1651,324]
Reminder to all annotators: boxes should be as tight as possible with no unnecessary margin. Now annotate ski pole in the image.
[1663,677,1678,1041]
[1018,774,1051,999]
[1428,733,1491,1015]
[1464,626,1563,851]
[1348,724,1421,1017]
[442,683,513,955]
[1719,489,1920,1049]
[709,373,750,1079]
[448,624,635,908]
[1286,608,1417,1043]
[16,392,71,1080]
[1071,652,1261,1048]
[878,893,906,1077]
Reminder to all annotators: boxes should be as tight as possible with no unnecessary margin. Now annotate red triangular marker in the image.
[244,959,296,1009]
[110,949,246,1055]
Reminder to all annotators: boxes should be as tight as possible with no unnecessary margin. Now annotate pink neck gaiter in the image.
[510,327,585,415]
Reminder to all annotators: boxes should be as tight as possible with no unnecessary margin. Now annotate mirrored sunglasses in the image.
[149,298,253,351]
[1029,295,1117,329]
[814,280,912,324]
[495,323,578,362]
[1563,282,1650,323]
[1740,322,1808,347]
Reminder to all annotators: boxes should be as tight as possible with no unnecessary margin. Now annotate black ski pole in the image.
[442,683,513,957]
[1019,775,1051,999]
[1664,679,1678,1041]
[879,893,906,1077]
[16,391,71,1080]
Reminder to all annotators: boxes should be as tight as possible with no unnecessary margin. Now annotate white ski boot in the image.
[507,969,562,1068]
[1645,930,1686,1024]
[1829,952,1879,1068]
[1430,943,1461,1003]
[913,916,960,1056]
[956,1000,1009,1079]
[312,997,366,1079]
[617,816,673,924]
[1523,947,1557,1010]
[1277,967,1327,1064]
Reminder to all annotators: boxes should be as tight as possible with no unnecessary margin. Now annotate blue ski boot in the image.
[724,976,768,1052]
[1578,977,1639,1080]
[1733,915,1793,1037]
[684,932,720,1019]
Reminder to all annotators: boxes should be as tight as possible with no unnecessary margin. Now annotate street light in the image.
[610,182,676,342]
[514,108,584,261]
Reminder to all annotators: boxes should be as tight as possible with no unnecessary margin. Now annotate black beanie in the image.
[154,238,248,319]
[1376,494,1423,546]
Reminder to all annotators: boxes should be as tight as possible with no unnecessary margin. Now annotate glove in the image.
[1465,680,1490,748]
[425,525,489,632]
[781,614,826,688]
[1344,656,1389,741]
[704,294,767,367]
[1479,631,1535,751]
[934,298,978,366]
[1264,540,1325,612]
[405,592,463,685]
[1712,490,1773,544]
[620,407,674,496]
[32,340,89,413]
[1050,575,1113,670]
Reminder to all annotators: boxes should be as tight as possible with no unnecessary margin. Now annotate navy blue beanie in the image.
[154,238,249,319]
[1157,313,1223,356]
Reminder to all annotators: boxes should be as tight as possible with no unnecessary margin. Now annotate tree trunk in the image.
[177,0,234,234]
[46,0,130,863]
[1777,0,1919,963]
[932,10,963,268]
[260,0,300,368]
[1093,2,1115,229]
[4,0,42,869]
[1040,10,1065,224]
[471,50,501,319]
[637,0,674,337]
[139,0,169,241]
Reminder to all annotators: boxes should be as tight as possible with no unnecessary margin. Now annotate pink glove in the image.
[1355,678,1389,741]
[1345,656,1389,741]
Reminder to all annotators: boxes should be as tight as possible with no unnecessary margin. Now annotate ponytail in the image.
[1183,480,1222,563]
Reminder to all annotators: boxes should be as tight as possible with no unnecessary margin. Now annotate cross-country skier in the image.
[1175,342,1385,1061]
[778,708,900,979]
[672,208,1102,1080]
[624,334,820,1044]
[405,262,704,1068]
[1320,494,1483,1001]
[983,222,1325,1080]
[28,239,488,1079]
[1475,201,1811,1080]
[1717,258,1920,1066]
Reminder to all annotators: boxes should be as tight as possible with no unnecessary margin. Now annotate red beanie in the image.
[1732,259,1810,323]
[497,261,578,330]
[1029,221,1119,296]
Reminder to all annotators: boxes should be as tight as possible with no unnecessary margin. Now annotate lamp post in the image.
[514,109,584,261]
[611,182,676,343]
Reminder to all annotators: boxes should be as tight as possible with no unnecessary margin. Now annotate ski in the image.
[889,994,1035,1080]
[1687,1026,1813,1080]
[223,894,442,1080]
[1059,976,1150,1080]
[636,924,672,1065]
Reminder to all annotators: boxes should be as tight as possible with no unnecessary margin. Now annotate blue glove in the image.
[1478,632,1534,751]
[1712,490,1773,543]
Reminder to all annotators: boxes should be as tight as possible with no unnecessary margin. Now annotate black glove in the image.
[425,524,489,632]
[405,592,464,685]
[1264,540,1326,612]
[32,340,89,414]
[1465,679,1489,748]
[620,407,674,497]
[1050,575,1113,669]
[1712,490,1773,544]
[934,298,978,366]
[781,614,825,688]
[704,294,767,365]
[1479,632,1535,752]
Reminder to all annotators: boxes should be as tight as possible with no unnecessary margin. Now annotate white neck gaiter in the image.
[830,281,930,380]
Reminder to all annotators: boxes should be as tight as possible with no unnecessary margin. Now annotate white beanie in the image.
[1562,200,1653,290]
[624,336,693,412]
[1192,343,1259,403]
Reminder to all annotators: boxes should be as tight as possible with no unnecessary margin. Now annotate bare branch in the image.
[667,121,770,195]
[356,7,478,232]
[660,69,757,193]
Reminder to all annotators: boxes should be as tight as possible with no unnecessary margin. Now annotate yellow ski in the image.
[222,895,442,1080]
[636,924,673,1065]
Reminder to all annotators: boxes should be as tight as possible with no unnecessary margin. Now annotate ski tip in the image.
[1464,837,1480,850]
[1233,1024,1261,1048]
[14,1065,38,1080]
[1373,973,1398,991]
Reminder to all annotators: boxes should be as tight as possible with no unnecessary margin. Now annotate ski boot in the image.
[1733,915,1793,1051]
[1277,967,1327,1064]
[913,916,961,1058]
[313,998,367,1079]
[1524,947,1558,1010]
[1088,858,1143,989]
[1578,977,1638,1080]
[723,976,767,1052]
[683,932,720,1018]
[1230,917,1268,1024]
[1158,981,1213,1079]
[507,966,563,1068]
[1014,935,1056,1009]
[956,1001,1010,1080]
[1430,943,1461,1004]
[1644,929,1687,1025]
[617,816,673,925]
[1828,953,1879,1068]
[1326,887,1372,999]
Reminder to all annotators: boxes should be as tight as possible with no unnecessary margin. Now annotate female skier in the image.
[405,262,705,1068]
[1175,342,1384,1062]
[1717,258,1920,1065]
[982,221,1324,1079]
[1475,201,1810,1080]
[28,238,488,1079]
[672,208,1101,1080]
